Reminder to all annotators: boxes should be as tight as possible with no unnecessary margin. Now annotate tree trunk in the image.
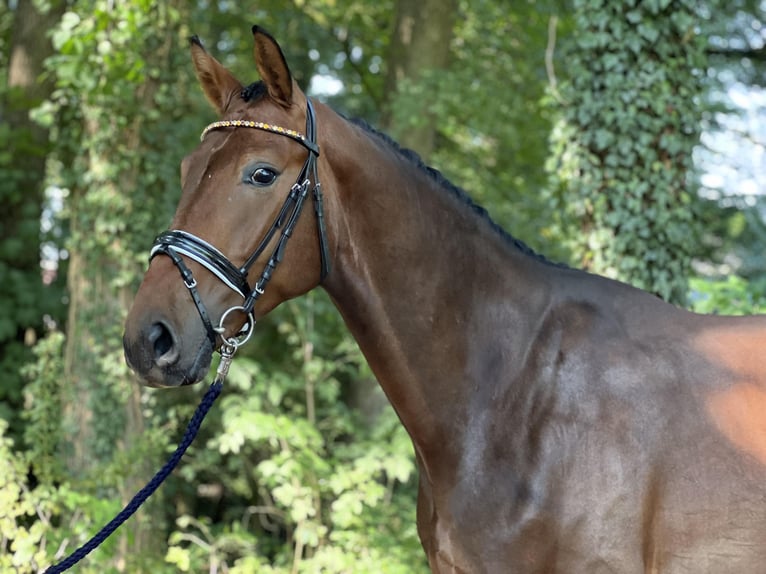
[4,0,64,280]
[0,0,66,433]
[382,0,457,159]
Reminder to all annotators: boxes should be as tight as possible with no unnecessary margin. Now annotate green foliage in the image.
[164,292,426,572]
[0,333,125,573]
[9,1,765,572]
[0,14,66,438]
[0,417,52,573]
[548,0,711,304]
[45,2,194,271]
[21,331,66,485]
[689,275,766,315]
[0,3,10,72]
[388,0,562,256]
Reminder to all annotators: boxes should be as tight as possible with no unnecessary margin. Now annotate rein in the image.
[45,98,327,572]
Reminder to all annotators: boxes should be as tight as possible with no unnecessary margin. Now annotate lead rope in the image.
[44,320,249,573]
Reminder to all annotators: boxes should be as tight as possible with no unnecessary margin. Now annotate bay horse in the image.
[123,26,766,573]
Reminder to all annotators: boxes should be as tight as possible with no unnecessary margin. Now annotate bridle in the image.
[150,98,330,353]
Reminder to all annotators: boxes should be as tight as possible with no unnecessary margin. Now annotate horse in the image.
[123,26,766,573]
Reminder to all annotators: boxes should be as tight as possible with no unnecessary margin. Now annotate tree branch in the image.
[707,46,766,62]
[546,15,562,102]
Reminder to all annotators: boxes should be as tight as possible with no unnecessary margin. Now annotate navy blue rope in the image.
[44,380,223,573]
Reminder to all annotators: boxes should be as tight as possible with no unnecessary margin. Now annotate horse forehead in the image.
[180,131,238,189]
[181,126,282,184]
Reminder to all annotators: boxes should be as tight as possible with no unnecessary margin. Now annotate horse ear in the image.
[190,35,243,116]
[252,26,294,107]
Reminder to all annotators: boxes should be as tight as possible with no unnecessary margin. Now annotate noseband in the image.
[150,98,330,349]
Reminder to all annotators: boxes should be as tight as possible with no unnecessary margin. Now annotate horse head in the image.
[124,28,331,387]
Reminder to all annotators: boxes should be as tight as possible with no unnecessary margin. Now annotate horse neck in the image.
[319,112,552,464]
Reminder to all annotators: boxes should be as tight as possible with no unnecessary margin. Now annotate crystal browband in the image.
[200,119,318,155]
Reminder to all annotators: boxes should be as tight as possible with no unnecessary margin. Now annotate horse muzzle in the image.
[123,316,214,388]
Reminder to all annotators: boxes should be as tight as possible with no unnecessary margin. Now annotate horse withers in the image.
[123,26,766,573]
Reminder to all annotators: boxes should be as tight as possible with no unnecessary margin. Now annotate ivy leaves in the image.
[549,0,708,303]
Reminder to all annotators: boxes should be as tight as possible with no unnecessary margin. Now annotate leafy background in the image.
[1,0,765,572]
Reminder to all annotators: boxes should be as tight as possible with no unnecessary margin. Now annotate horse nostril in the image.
[148,322,178,367]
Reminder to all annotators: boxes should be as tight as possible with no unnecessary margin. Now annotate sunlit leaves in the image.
[689,275,766,314]
[197,294,424,571]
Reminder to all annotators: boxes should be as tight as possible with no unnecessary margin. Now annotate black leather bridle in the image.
[150,98,330,347]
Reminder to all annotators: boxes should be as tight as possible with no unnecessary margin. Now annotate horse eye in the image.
[248,167,277,186]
